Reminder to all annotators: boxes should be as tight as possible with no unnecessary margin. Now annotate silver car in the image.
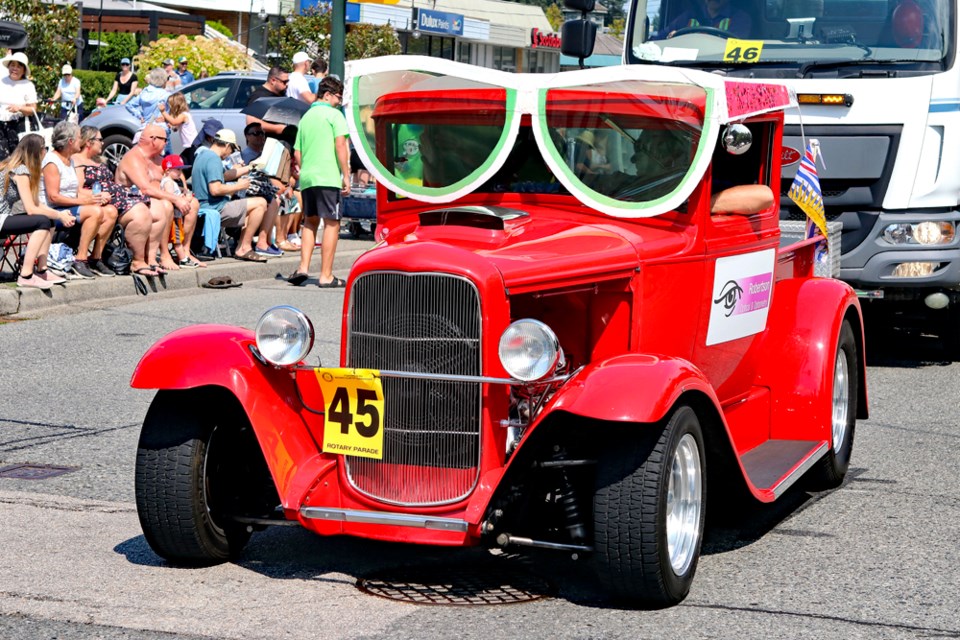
[81,71,267,168]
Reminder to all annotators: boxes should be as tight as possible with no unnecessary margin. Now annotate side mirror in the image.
[563,0,596,11]
[722,124,753,155]
[561,19,598,63]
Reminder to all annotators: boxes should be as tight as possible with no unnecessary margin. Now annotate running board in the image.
[300,507,469,532]
[741,439,829,500]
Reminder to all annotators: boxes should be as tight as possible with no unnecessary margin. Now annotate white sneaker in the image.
[17,273,53,290]
[287,233,301,247]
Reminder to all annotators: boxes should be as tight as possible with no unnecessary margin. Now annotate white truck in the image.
[618,0,957,332]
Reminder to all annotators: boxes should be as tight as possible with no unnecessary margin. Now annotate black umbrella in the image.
[0,20,28,50]
[241,97,311,127]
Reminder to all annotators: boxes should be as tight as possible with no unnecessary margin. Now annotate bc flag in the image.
[787,140,828,245]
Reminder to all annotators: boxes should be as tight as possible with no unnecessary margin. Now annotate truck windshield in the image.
[628,0,950,72]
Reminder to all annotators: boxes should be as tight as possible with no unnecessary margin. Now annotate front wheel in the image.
[807,319,858,490]
[101,133,132,173]
[592,405,706,607]
[135,390,252,565]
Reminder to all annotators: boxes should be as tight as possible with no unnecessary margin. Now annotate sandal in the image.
[134,267,157,277]
[234,250,267,263]
[278,240,300,252]
[201,276,243,289]
[287,271,309,286]
[179,258,200,269]
[317,277,346,288]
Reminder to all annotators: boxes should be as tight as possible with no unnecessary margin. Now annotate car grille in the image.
[345,272,482,506]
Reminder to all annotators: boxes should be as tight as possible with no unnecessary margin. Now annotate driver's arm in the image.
[710,184,774,214]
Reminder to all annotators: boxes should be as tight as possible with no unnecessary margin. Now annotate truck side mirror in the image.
[563,0,596,11]
[722,124,753,155]
[561,20,598,63]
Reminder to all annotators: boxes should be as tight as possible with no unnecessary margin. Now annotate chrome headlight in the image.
[498,319,564,382]
[255,306,314,367]
[882,221,955,245]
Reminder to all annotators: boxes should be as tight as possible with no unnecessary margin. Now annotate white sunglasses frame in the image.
[345,56,796,219]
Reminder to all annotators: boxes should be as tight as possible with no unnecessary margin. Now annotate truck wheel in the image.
[101,133,132,172]
[807,320,858,490]
[135,391,252,565]
[593,405,706,607]
[348,221,363,238]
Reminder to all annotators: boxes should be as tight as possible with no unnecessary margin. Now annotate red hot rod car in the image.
[131,57,868,606]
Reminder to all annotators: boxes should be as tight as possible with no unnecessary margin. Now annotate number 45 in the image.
[328,387,381,438]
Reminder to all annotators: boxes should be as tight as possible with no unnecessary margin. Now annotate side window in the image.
[180,79,234,111]
[233,80,262,109]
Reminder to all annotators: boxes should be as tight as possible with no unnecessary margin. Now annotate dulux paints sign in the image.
[416,8,465,36]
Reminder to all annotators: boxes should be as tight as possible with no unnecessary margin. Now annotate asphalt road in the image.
[1,250,958,640]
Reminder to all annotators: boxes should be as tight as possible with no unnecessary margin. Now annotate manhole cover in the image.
[0,464,78,480]
[357,562,553,605]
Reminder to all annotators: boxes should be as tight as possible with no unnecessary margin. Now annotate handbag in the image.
[19,113,53,148]
[101,223,133,275]
[66,104,79,125]
[251,137,292,183]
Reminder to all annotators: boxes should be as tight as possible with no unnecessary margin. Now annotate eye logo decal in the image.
[714,280,743,316]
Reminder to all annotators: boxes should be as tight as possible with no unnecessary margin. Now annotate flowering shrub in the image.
[136,35,251,81]
[267,7,400,68]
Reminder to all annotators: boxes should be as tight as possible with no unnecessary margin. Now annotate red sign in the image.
[531,28,561,49]
[781,147,802,166]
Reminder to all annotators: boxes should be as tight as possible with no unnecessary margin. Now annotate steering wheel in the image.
[670,26,732,38]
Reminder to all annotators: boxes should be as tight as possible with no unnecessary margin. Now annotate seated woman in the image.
[40,121,114,279]
[72,125,155,274]
[0,134,73,289]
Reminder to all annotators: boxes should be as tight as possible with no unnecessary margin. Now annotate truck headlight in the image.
[882,222,955,245]
[498,319,564,382]
[255,306,314,367]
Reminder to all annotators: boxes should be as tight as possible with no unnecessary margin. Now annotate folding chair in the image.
[1,232,27,277]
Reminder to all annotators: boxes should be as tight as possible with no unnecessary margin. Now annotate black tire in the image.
[348,221,363,238]
[592,405,707,607]
[101,133,132,173]
[807,320,858,490]
[135,390,252,565]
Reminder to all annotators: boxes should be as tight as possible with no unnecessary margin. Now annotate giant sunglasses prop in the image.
[345,56,795,218]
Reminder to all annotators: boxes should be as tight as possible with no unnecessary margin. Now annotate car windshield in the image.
[628,0,950,73]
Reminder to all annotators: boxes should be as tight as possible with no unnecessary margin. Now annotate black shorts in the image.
[1,213,53,235]
[302,186,341,221]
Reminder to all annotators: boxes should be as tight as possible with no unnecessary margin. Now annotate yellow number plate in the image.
[723,39,764,63]
[315,368,385,460]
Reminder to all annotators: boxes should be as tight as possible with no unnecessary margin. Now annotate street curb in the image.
[0,245,370,317]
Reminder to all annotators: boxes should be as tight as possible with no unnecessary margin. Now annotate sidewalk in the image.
[0,240,372,317]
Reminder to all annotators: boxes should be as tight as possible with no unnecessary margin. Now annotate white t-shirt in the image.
[58,76,81,107]
[286,71,312,102]
[0,76,37,122]
[39,151,79,207]
[177,111,198,148]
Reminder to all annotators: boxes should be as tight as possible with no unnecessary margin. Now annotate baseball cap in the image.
[163,58,174,66]
[61,64,73,75]
[120,57,131,65]
[162,154,188,172]
[178,56,188,64]
[292,51,311,65]
[214,129,240,151]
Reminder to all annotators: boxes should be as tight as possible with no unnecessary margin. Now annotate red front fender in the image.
[547,353,722,424]
[130,325,328,508]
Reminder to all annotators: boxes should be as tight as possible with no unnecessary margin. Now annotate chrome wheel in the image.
[667,433,702,576]
[831,346,849,450]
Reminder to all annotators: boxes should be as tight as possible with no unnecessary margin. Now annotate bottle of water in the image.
[92,181,102,197]
[229,151,243,168]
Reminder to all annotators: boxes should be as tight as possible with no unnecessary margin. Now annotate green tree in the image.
[609,17,626,39]
[207,20,233,39]
[266,6,400,68]
[89,32,138,72]
[546,3,564,31]
[0,0,80,103]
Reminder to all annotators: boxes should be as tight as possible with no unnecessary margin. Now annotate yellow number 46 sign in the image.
[723,38,764,63]
[315,368,385,460]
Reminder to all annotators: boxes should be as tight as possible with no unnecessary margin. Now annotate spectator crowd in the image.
[1,49,361,291]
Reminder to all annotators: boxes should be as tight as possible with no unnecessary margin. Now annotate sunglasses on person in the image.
[149,135,168,142]
[276,77,289,85]
[247,130,265,137]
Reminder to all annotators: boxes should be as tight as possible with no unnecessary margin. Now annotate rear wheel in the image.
[102,133,132,172]
[592,405,706,607]
[807,319,858,490]
[135,390,253,565]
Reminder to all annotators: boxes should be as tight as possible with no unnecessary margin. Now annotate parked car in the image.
[130,58,868,607]
[81,71,267,169]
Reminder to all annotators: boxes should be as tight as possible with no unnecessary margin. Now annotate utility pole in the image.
[330,0,345,79]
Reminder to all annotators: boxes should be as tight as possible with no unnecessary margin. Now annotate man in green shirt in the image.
[289,76,351,287]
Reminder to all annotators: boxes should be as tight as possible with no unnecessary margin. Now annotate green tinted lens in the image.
[352,70,516,199]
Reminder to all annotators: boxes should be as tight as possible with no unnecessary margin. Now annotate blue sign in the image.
[301,1,359,22]
[416,8,464,36]
[346,2,360,23]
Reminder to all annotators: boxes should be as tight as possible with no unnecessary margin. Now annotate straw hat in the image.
[576,130,596,149]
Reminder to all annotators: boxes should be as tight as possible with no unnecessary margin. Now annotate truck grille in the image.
[345,272,482,506]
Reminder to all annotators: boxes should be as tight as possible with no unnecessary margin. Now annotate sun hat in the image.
[576,130,596,149]
[163,58,175,66]
[214,128,240,151]
[120,57,131,65]
[1,52,29,73]
[178,56,188,64]
[292,51,311,65]
[162,154,188,172]
[62,64,73,75]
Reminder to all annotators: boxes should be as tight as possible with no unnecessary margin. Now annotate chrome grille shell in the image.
[345,271,483,506]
